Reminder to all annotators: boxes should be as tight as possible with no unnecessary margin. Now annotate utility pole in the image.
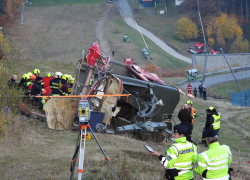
[197,0,206,45]
[20,1,25,25]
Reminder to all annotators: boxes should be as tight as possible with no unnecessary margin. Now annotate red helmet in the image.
[30,75,36,80]
[42,89,46,95]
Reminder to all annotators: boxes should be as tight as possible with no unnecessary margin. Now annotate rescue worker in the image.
[49,72,62,96]
[151,124,197,180]
[89,79,93,87]
[47,73,53,77]
[187,100,196,124]
[8,75,18,89]
[31,76,43,111]
[41,89,47,112]
[195,129,232,180]
[27,75,36,96]
[67,78,74,94]
[27,72,33,79]
[187,83,192,94]
[18,74,30,91]
[178,104,192,140]
[59,74,69,96]
[33,69,44,90]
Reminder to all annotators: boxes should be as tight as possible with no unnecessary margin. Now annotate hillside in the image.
[1,0,250,179]
[0,95,250,180]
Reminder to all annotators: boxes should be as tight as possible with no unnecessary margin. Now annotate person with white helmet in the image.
[49,72,63,96]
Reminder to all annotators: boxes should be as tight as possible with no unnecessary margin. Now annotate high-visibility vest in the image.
[160,137,197,180]
[41,97,46,112]
[190,107,195,124]
[195,142,232,180]
[212,113,221,130]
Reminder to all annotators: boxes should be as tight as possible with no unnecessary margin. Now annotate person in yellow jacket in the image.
[195,129,232,180]
[151,124,197,180]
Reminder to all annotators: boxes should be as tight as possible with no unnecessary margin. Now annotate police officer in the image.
[195,129,232,180]
[211,107,221,137]
[151,124,197,180]
[49,72,62,96]
[199,107,220,147]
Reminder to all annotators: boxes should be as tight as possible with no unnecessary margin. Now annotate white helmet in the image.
[55,72,62,78]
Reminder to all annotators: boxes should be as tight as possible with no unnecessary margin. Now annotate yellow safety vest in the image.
[212,113,221,130]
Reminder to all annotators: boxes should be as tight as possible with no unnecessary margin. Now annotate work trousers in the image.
[34,98,43,111]
[188,90,192,94]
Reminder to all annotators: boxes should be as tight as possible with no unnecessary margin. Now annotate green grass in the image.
[207,79,250,100]
[15,59,75,78]
[26,0,105,7]
[129,0,191,53]
[104,17,189,69]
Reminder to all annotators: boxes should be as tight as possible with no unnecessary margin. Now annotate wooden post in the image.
[81,67,94,99]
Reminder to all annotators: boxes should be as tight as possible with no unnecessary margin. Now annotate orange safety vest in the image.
[190,107,195,124]
[183,106,195,124]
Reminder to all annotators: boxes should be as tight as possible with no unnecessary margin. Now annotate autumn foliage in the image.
[0,0,23,27]
[175,17,198,41]
[205,13,249,52]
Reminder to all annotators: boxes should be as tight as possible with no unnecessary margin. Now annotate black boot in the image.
[199,140,205,144]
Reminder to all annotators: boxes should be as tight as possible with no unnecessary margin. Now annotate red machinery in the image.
[188,42,206,54]
[211,49,220,54]
[124,58,134,65]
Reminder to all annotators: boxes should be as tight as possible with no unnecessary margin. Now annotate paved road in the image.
[180,71,250,89]
[115,0,192,64]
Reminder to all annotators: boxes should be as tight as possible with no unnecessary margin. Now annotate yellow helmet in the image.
[70,78,75,84]
[187,100,193,105]
[47,73,53,77]
[27,72,32,77]
[208,106,214,110]
[22,74,30,80]
[33,69,40,75]
[61,74,68,81]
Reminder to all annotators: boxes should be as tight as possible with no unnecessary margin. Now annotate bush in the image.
[0,30,23,139]
[175,17,198,41]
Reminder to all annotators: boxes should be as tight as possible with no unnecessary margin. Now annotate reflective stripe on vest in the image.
[170,141,196,171]
[41,97,46,111]
[203,174,229,180]
[212,114,221,130]
[200,147,230,179]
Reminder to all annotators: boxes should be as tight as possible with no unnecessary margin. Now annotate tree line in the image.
[0,0,23,27]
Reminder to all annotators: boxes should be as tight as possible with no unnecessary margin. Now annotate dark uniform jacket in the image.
[50,78,62,95]
[31,81,42,95]
[178,108,192,124]
[35,76,44,90]
[8,78,18,89]
[204,114,214,129]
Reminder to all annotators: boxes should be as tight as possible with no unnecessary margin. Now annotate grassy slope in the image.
[0,95,250,179]
[129,0,192,56]
[207,79,250,100]
[104,4,189,69]
[7,0,105,63]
